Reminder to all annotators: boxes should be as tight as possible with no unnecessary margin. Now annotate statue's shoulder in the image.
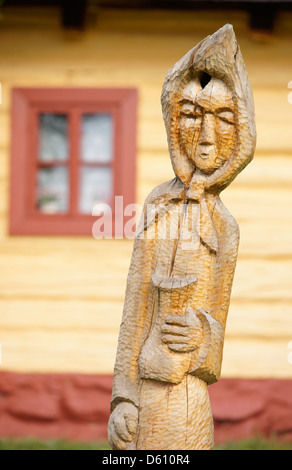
[136,178,182,238]
[144,177,183,207]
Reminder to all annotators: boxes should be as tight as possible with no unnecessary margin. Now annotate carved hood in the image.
[161,24,257,192]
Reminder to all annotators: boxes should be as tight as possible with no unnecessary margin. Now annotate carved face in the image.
[178,78,237,174]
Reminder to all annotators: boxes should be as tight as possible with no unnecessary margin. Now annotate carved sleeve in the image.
[189,204,240,385]
[110,236,155,411]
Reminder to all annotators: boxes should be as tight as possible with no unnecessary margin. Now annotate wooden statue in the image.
[108,24,256,450]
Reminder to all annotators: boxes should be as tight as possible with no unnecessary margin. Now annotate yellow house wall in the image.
[0,7,292,378]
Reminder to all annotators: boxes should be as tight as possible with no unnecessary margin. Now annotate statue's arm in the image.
[110,237,154,412]
[109,189,163,450]
[190,204,240,385]
[111,179,180,410]
[109,234,155,450]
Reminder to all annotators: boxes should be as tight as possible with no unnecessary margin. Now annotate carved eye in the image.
[179,100,195,118]
[217,110,235,125]
[180,107,194,118]
[180,111,194,118]
[194,106,204,119]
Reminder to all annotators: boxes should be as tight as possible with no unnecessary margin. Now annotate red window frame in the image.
[10,88,137,236]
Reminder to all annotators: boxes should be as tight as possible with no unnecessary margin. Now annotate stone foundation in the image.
[0,372,291,444]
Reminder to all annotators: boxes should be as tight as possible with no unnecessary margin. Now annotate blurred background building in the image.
[0,0,292,445]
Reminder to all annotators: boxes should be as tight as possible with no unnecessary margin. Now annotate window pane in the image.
[79,167,112,214]
[81,114,113,163]
[39,114,68,162]
[37,167,69,214]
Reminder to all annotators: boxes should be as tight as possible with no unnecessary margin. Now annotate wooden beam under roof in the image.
[3,0,292,33]
[61,0,88,30]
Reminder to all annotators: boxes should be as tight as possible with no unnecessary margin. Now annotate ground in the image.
[0,438,291,450]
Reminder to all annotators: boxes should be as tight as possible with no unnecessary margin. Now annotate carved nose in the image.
[199,114,216,146]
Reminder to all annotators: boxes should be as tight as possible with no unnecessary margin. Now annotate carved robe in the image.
[111,177,240,449]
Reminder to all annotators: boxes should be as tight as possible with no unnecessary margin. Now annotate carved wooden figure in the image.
[108,24,256,450]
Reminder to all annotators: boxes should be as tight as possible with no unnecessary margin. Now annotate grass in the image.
[0,439,111,450]
[215,437,292,451]
[0,437,292,450]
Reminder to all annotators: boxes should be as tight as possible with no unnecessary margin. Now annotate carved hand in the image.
[161,307,203,353]
[108,402,138,450]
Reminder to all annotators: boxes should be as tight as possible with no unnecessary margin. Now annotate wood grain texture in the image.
[109,25,256,450]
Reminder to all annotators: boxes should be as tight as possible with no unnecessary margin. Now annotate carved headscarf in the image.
[160,24,256,253]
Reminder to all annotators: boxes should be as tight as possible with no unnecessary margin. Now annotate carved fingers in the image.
[108,402,138,450]
[161,308,203,353]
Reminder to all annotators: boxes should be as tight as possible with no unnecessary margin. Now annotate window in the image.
[10,88,137,235]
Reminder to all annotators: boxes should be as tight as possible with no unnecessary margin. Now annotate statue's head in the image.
[178,76,236,175]
[161,24,256,191]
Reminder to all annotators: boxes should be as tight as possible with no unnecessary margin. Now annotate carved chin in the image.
[190,152,231,174]
[189,155,216,174]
